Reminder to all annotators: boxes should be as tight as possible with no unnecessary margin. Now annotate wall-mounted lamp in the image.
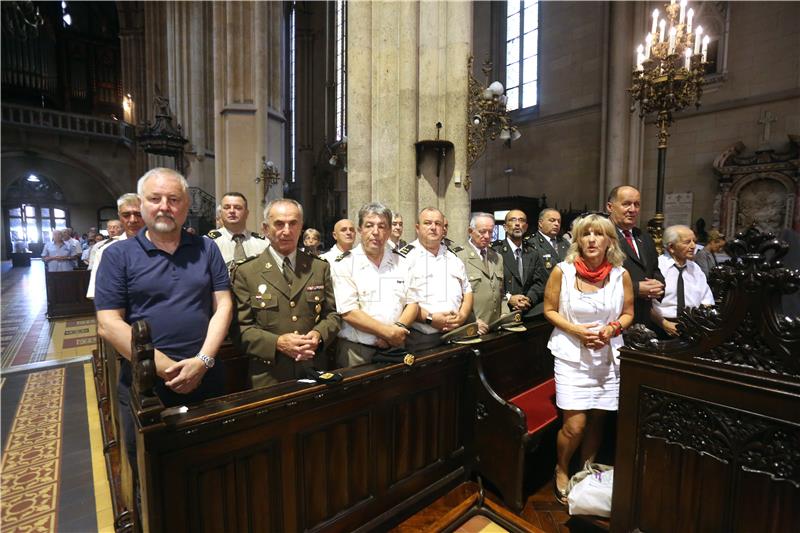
[327,136,347,171]
[122,93,133,123]
[255,156,280,186]
[466,56,521,190]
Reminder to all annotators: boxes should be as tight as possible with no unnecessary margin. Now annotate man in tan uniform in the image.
[232,199,340,388]
[455,212,504,334]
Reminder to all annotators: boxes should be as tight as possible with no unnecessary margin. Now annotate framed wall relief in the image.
[713,134,799,235]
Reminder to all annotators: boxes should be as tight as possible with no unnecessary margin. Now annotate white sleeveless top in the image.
[547,261,626,364]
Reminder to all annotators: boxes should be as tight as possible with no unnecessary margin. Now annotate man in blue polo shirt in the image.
[95,167,232,472]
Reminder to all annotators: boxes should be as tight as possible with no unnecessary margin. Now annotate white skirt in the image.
[554,352,619,411]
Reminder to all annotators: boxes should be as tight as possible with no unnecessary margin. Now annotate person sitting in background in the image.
[543,214,634,505]
[652,225,714,337]
[694,228,726,277]
[302,228,322,256]
[42,230,75,272]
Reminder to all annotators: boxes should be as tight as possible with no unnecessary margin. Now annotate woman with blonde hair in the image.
[543,214,634,504]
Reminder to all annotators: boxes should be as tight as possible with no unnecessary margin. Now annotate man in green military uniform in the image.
[232,199,340,388]
[455,212,504,335]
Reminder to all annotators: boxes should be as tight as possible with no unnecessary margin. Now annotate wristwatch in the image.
[195,353,215,369]
[425,313,433,325]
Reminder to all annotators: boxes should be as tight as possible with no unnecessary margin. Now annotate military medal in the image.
[258,283,267,294]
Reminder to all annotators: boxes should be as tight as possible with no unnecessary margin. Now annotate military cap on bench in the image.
[441,321,482,344]
[373,347,415,366]
[488,312,527,333]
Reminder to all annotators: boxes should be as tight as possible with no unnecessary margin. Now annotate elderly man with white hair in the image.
[651,224,714,336]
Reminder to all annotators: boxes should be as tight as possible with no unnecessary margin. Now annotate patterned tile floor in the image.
[2,261,112,532]
[2,261,97,369]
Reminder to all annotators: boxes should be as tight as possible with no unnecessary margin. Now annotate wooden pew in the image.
[45,269,94,318]
[612,228,800,532]
[470,320,558,511]
[116,324,556,532]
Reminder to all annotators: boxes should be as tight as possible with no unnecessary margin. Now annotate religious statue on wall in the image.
[736,179,787,234]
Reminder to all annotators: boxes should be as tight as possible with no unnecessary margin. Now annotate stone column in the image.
[213,1,286,231]
[347,0,472,244]
[603,1,635,198]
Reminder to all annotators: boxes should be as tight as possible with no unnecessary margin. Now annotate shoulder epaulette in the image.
[334,250,351,262]
[491,239,504,248]
[228,254,258,275]
[395,243,415,257]
[207,229,222,239]
[448,245,464,254]
[250,232,265,240]
[443,237,454,247]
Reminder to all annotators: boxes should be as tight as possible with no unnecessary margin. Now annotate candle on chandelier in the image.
[668,27,677,55]
[659,19,666,43]
[651,9,659,36]
[694,26,703,54]
[636,44,645,70]
[645,33,653,59]
[702,35,710,62]
[679,0,687,25]
[684,47,692,69]
[686,8,694,34]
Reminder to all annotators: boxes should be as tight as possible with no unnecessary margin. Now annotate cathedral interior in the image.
[1,1,798,532]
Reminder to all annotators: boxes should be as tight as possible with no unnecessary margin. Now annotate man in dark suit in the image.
[606,185,665,326]
[527,208,570,273]
[491,209,549,317]
[232,199,341,388]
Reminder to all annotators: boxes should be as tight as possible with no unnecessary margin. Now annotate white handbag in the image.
[567,461,614,517]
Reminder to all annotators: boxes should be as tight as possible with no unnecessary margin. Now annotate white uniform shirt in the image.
[405,239,472,334]
[86,234,126,298]
[208,226,268,265]
[331,244,419,346]
[320,244,349,264]
[652,255,714,320]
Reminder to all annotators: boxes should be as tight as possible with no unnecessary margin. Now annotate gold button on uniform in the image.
[261,302,266,308]
[292,316,298,322]
[290,301,296,307]
[314,296,320,301]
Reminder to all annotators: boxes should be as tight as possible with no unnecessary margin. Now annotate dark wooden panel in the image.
[45,270,94,318]
[732,470,800,533]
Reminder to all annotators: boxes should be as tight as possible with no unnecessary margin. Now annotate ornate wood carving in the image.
[130,319,163,425]
[625,226,800,378]
[640,388,800,487]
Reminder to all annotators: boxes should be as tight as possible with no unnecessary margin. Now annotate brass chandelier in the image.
[629,0,710,251]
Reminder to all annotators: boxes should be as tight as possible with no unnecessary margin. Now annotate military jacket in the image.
[455,243,504,324]
[526,231,570,272]
[232,246,341,388]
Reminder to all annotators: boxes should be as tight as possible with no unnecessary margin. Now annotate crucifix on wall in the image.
[757,110,777,151]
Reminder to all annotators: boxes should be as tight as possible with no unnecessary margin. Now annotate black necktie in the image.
[283,256,295,286]
[232,234,246,262]
[676,265,686,315]
[480,248,487,266]
[550,238,559,260]
[515,248,523,278]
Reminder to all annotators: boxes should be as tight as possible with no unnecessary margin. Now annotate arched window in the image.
[4,174,69,257]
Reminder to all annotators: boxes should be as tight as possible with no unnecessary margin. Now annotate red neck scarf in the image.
[574,257,612,283]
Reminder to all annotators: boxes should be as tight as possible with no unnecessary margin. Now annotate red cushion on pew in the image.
[508,378,558,436]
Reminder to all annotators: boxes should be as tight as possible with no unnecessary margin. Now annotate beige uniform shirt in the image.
[455,241,504,324]
[208,226,268,265]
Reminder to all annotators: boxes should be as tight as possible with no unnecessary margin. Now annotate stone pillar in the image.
[603,1,635,198]
[118,2,148,183]
[347,1,472,244]
[213,1,286,231]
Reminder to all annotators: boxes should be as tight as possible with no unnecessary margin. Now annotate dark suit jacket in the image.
[527,232,571,272]
[232,248,341,388]
[491,239,548,316]
[615,226,664,326]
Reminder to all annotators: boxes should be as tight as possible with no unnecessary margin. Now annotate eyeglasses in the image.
[506,217,527,224]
